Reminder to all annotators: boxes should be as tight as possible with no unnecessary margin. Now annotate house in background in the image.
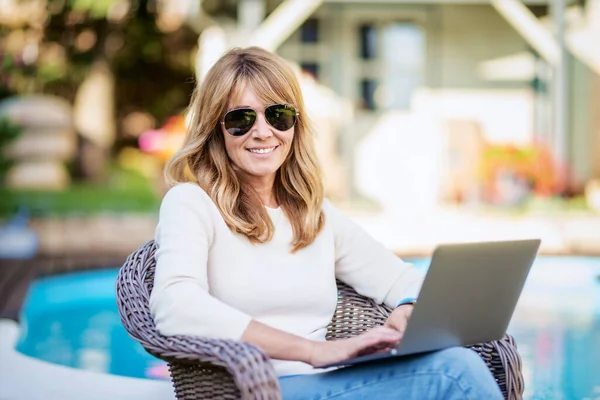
[100,0,600,210]
[271,0,600,210]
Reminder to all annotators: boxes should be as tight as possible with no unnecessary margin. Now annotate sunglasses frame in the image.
[220,103,300,136]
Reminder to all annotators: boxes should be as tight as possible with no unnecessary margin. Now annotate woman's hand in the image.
[308,326,402,367]
[384,304,414,337]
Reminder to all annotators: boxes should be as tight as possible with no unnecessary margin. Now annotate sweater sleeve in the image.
[326,200,425,309]
[149,183,252,340]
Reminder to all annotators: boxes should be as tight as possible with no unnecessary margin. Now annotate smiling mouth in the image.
[247,146,278,154]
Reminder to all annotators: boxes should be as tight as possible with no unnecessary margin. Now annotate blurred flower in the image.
[145,361,170,380]
[116,147,161,179]
[479,141,566,203]
[138,115,186,162]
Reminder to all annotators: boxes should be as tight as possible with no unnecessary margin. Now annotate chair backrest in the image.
[115,240,165,357]
[328,281,391,340]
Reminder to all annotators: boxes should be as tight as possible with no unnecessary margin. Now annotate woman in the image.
[150,47,502,399]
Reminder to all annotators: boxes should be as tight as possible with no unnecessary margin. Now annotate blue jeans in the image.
[279,347,504,400]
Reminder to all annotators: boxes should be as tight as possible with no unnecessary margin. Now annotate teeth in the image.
[248,147,276,154]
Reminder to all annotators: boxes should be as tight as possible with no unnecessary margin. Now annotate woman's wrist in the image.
[304,339,320,365]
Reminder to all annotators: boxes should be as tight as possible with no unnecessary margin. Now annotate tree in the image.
[1,0,198,181]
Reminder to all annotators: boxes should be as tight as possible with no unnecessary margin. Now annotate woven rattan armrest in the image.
[144,335,280,399]
[115,241,281,399]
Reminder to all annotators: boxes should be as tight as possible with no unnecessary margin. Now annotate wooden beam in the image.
[491,0,559,65]
[566,0,600,75]
[249,0,324,51]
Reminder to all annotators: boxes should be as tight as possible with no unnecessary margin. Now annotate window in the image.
[380,23,424,109]
[359,24,377,59]
[300,19,319,43]
[300,62,320,80]
[360,79,377,110]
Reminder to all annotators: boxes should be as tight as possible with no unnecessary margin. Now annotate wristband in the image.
[396,297,417,308]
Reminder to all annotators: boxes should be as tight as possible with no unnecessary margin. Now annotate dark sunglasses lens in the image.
[224,109,256,136]
[265,104,297,131]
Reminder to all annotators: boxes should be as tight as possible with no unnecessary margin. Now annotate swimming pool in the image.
[16,257,600,399]
[16,269,166,379]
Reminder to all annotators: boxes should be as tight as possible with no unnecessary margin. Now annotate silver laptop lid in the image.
[396,239,541,356]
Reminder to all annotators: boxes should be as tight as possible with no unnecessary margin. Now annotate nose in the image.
[250,112,273,140]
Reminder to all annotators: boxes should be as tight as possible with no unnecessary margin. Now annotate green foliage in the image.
[3,0,197,183]
[481,195,592,217]
[0,165,160,218]
[42,0,196,133]
[0,116,22,146]
[0,50,37,99]
[70,0,121,18]
[0,116,23,179]
[37,64,67,84]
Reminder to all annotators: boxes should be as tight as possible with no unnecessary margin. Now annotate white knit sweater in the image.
[149,183,424,376]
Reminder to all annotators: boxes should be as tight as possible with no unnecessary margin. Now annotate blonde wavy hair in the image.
[165,47,325,252]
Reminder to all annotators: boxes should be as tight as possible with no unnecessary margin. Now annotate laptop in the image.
[320,239,541,368]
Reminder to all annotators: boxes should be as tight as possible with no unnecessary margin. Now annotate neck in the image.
[245,174,278,208]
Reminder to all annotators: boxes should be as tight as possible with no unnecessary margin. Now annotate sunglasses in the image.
[221,103,299,137]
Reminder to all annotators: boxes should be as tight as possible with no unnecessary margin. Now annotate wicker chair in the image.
[116,240,525,400]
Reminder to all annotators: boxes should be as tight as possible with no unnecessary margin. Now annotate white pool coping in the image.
[0,318,175,400]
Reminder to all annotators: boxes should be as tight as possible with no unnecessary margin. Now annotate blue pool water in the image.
[16,257,600,399]
[16,269,166,379]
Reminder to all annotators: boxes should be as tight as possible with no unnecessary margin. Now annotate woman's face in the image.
[222,86,295,186]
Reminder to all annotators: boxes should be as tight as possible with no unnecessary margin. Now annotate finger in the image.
[375,345,396,354]
[388,325,405,337]
[378,325,402,333]
[387,319,406,335]
[357,342,398,357]
[388,311,411,333]
[357,341,392,355]
[366,328,402,342]
[360,331,401,349]
[360,337,395,350]
[370,326,403,337]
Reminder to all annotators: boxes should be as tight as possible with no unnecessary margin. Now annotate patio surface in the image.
[0,319,175,400]
[0,254,128,321]
[24,208,600,258]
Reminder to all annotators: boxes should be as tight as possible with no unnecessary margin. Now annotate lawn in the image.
[0,167,161,218]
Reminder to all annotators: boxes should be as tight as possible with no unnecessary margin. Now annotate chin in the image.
[248,168,279,178]
[241,162,276,176]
